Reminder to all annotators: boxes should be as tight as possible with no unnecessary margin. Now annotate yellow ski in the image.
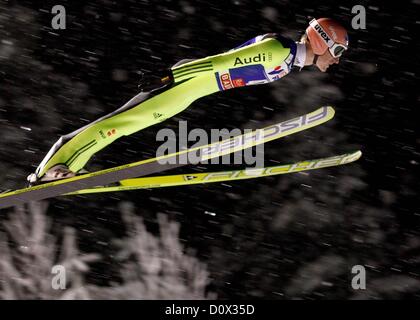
[67,151,362,195]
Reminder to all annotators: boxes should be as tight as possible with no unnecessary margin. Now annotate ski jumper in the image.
[34,34,303,179]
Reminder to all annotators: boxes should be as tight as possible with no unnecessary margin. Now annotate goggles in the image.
[329,42,347,58]
[309,19,348,58]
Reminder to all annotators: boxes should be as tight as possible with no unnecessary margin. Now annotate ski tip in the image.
[348,150,362,162]
[314,106,335,121]
[324,105,335,115]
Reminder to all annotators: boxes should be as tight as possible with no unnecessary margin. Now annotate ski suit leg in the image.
[35,72,218,178]
[34,90,152,177]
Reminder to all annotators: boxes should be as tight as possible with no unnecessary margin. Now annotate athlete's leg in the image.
[32,73,216,180]
[32,90,153,179]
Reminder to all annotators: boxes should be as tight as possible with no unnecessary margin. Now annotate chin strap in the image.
[313,54,319,65]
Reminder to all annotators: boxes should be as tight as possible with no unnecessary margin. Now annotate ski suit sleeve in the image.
[230,33,278,50]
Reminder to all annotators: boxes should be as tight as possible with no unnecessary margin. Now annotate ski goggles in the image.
[329,42,347,58]
[309,19,348,58]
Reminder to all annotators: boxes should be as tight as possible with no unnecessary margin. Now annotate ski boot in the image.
[27,164,76,187]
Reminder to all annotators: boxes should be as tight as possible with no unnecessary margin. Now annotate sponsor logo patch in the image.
[107,128,117,137]
[268,66,283,75]
[233,78,245,87]
[153,112,163,119]
[220,73,234,90]
[234,53,269,66]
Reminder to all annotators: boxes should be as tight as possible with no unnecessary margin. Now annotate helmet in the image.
[306,18,349,58]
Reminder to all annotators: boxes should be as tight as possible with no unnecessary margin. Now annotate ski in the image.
[66,151,362,195]
[0,106,334,209]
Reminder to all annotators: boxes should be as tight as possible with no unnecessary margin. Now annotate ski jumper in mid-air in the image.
[27,18,349,185]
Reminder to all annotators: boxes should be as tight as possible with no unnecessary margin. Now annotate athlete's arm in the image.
[231,33,277,50]
[170,33,277,71]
